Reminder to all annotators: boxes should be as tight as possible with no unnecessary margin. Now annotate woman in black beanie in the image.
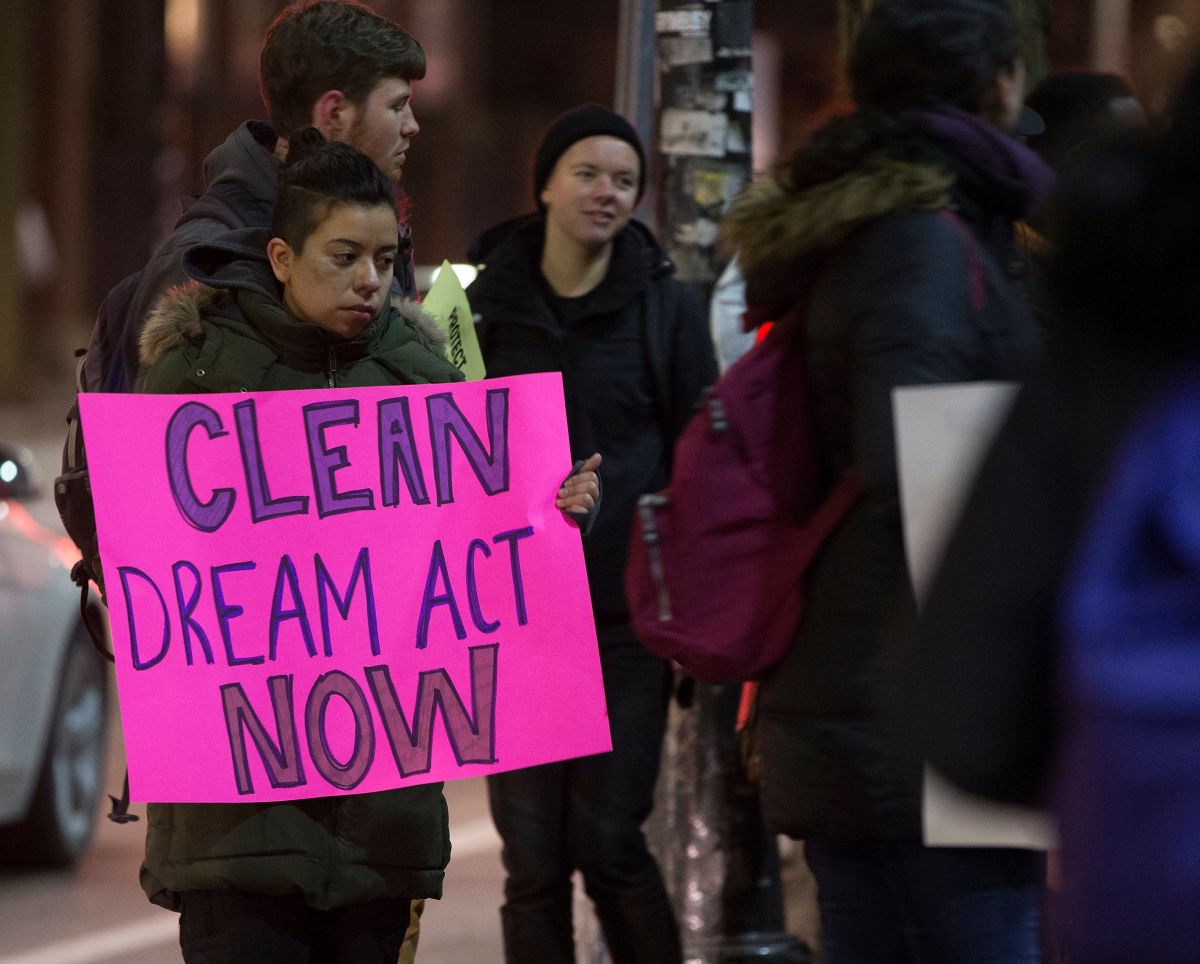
[466,105,717,964]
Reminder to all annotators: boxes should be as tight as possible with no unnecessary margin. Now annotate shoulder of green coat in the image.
[139,281,277,393]
[139,281,224,369]
[390,297,449,355]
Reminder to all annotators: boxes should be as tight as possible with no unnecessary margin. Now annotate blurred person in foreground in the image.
[720,1,1053,959]
[913,65,1200,964]
[1014,71,1147,304]
[87,0,427,393]
[135,136,599,962]
[1017,71,1147,338]
[466,105,717,964]
[1023,71,1147,175]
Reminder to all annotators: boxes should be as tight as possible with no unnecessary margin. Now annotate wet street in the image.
[0,720,506,964]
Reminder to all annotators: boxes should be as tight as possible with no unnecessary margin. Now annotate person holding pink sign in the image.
[468,105,717,964]
[133,138,599,963]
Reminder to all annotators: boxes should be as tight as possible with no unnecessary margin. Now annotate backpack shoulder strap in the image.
[936,208,986,316]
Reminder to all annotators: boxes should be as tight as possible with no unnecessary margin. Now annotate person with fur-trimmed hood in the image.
[137,137,600,963]
[721,1,1053,959]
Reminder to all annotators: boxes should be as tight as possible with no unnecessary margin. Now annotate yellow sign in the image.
[421,261,486,382]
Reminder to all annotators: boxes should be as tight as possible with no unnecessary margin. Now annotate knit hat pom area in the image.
[533,104,646,207]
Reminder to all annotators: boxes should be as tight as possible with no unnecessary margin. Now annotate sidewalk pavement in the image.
[0,376,76,530]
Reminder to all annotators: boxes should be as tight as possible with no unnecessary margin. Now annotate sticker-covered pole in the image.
[653,0,754,290]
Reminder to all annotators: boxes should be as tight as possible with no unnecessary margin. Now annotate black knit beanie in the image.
[533,104,646,209]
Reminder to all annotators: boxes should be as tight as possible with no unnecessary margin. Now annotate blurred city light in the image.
[166,0,202,81]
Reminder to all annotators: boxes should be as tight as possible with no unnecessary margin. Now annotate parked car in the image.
[0,445,108,867]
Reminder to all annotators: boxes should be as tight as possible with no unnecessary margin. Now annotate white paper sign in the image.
[922,766,1057,849]
[893,382,1057,850]
[894,382,1018,601]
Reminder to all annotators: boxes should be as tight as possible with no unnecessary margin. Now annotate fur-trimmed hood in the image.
[139,227,447,368]
[721,156,953,283]
[723,107,1055,302]
[139,284,447,368]
[140,281,221,367]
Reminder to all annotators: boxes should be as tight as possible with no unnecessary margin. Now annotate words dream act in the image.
[116,530,536,671]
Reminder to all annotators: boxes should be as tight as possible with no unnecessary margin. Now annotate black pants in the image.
[487,628,681,964]
[177,890,412,964]
[803,840,1043,964]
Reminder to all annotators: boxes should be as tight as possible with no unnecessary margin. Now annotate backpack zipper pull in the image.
[637,494,672,622]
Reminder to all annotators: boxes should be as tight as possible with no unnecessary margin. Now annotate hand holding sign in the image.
[81,374,609,804]
[557,452,601,523]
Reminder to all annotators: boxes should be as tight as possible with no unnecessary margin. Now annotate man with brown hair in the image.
[84,0,426,394]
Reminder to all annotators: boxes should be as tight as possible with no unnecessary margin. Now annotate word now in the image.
[222,643,498,794]
[166,388,511,532]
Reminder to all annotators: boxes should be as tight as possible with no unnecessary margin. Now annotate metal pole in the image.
[616,0,657,153]
[616,0,660,233]
[647,3,809,961]
[650,682,810,963]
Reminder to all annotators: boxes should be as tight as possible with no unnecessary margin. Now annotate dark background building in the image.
[1,0,1194,395]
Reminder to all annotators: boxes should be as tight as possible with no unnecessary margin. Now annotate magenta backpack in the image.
[625,326,861,683]
[625,210,985,682]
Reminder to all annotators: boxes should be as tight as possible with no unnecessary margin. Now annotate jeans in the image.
[803,839,1043,964]
[486,628,681,963]
[177,891,413,964]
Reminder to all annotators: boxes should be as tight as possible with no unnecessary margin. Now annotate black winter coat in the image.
[724,114,1047,841]
[467,215,717,625]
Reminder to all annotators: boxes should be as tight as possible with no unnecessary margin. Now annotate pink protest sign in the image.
[79,373,609,803]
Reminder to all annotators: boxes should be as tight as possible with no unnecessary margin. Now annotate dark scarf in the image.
[905,106,1056,218]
